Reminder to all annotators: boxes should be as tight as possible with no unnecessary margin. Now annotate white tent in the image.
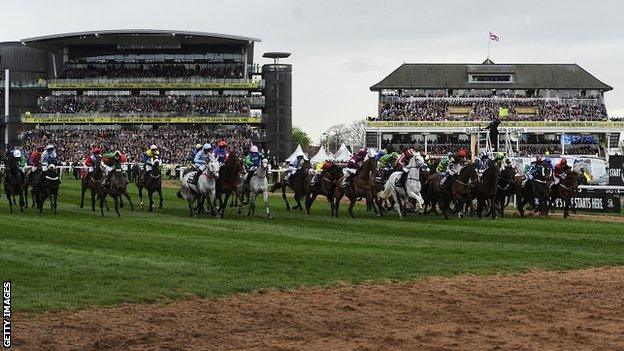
[310,145,333,163]
[334,143,352,162]
[285,144,308,162]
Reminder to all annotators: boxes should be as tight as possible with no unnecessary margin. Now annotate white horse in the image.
[178,160,220,216]
[377,155,427,219]
[244,158,273,219]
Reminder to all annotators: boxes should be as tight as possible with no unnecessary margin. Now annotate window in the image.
[468,74,513,83]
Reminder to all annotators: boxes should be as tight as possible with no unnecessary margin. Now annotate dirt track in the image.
[13,267,624,350]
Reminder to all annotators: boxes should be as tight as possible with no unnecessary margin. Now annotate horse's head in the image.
[152,159,161,173]
[460,163,479,184]
[208,160,221,179]
[261,158,270,169]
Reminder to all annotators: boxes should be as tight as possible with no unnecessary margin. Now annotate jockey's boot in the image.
[284,173,291,186]
[310,174,318,186]
[104,172,113,189]
[443,175,453,190]
[341,175,350,188]
[245,171,254,187]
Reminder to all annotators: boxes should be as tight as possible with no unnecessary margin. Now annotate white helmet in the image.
[46,144,54,150]
[250,145,259,153]
[12,149,22,158]
[150,144,158,150]
[203,143,212,151]
[480,151,488,159]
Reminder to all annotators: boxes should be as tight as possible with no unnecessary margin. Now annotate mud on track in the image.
[13,267,624,350]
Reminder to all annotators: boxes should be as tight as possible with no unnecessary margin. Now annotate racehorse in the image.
[178,160,220,217]
[271,160,312,211]
[333,156,378,218]
[3,155,25,213]
[37,165,60,214]
[518,163,552,217]
[377,155,427,219]
[23,167,42,209]
[425,163,478,219]
[98,163,135,217]
[494,163,519,218]
[136,159,163,211]
[81,159,104,211]
[547,167,579,218]
[216,150,244,218]
[305,163,343,215]
[475,162,500,219]
[243,158,273,219]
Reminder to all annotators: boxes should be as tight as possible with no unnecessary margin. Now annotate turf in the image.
[1,179,623,312]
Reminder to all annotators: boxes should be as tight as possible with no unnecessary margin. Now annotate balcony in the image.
[46,77,264,90]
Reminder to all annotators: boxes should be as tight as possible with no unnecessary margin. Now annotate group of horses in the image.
[271,155,581,220]
[1,156,60,214]
[2,151,580,220]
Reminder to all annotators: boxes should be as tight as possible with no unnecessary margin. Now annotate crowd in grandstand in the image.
[375,98,608,121]
[17,126,267,164]
[37,95,251,116]
[59,63,244,79]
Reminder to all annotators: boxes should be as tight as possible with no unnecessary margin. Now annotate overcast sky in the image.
[1,0,623,141]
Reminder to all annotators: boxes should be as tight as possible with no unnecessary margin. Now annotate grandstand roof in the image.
[21,29,260,51]
[370,63,612,91]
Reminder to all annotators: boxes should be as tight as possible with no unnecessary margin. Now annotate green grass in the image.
[1,179,623,312]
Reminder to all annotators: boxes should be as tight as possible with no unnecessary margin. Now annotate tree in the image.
[320,120,366,152]
[292,126,311,150]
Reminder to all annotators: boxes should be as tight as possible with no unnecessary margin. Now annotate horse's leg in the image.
[564,197,569,218]
[138,186,144,210]
[53,192,58,215]
[476,197,483,219]
[281,185,290,211]
[7,190,14,214]
[148,189,154,212]
[294,193,303,211]
[188,197,195,217]
[220,193,231,218]
[392,191,403,219]
[113,196,120,217]
[305,192,318,215]
[158,187,163,209]
[123,190,135,211]
[263,190,272,219]
[90,188,97,211]
[100,194,106,216]
[347,196,356,219]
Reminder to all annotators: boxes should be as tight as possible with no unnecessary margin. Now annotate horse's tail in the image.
[377,178,394,200]
[176,190,183,199]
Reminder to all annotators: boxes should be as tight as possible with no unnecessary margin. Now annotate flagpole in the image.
[487,34,491,59]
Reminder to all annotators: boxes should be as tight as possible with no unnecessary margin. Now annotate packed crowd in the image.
[59,63,245,79]
[17,126,267,164]
[37,95,251,116]
[375,98,608,121]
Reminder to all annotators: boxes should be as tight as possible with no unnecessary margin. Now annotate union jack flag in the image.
[489,32,500,41]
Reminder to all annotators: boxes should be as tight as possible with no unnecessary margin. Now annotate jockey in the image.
[553,158,568,185]
[474,151,491,176]
[374,148,386,161]
[102,150,127,186]
[191,143,212,184]
[142,145,160,182]
[342,148,368,187]
[284,154,306,185]
[10,148,26,176]
[244,145,263,185]
[543,151,554,172]
[190,143,202,162]
[28,146,44,172]
[440,148,468,187]
[213,140,229,165]
[377,151,399,183]
[41,144,58,171]
[311,159,334,185]
[84,147,102,174]
[525,155,545,184]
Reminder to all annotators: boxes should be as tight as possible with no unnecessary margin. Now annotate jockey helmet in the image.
[457,148,468,158]
[195,143,202,150]
[150,145,158,151]
[203,143,212,151]
[535,155,543,162]
[357,149,367,157]
[37,146,44,152]
[12,149,22,158]
[218,140,227,148]
[404,148,415,157]
[46,144,54,150]
[297,154,304,159]
[250,145,259,153]
[480,151,488,159]
[560,158,567,165]
[544,151,550,156]
[91,147,101,154]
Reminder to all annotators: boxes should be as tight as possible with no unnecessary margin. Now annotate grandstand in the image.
[0,29,292,161]
[365,60,624,157]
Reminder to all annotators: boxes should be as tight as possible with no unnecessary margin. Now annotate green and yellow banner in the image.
[22,114,262,125]
[365,120,624,128]
[47,81,260,90]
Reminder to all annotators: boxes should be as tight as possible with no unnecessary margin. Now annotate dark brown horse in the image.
[98,164,135,217]
[37,165,60,214]
[517,163,552,217]
[3,156,25,213]
[425,163,478,219]
[216,150,244,217]
[81,159,104,211]
[333,157,377,218]
[494,164,519,218]
[305,164,342,215]
[547,167,579,218]
[475,163,500,219]
[272,160,312,211]
[136,159,163,211]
